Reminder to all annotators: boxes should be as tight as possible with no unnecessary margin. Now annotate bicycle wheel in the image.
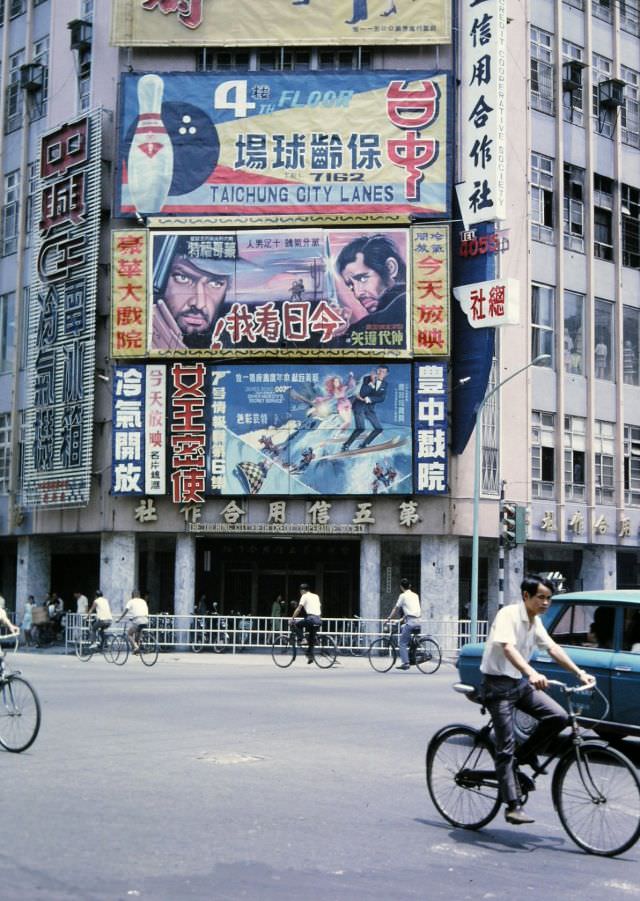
[191,633,205,653]
[110,634,129,666]
[313,635,337,669]
[271,635,295,668]
[553,743,640,856]
[349,631,366,657]
[367,637,395,673]
[75,636,94,662]
[138,632,159,667]
[0,675,41,752]
[414,637,442,674]
[426,725,500,829]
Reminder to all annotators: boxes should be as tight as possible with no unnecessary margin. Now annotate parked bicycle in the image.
[0,634,41,752]
[367,624,441,674]
[110,626,159,667]
[336,616,368,656]
[426,679,640,857]
[271,625,337,669]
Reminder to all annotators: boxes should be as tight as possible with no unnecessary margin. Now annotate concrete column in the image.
[420,535,459,621]
[359,536,381,622]
[504,546,525,608]
[15,536,50,619]
[174,533,196,649]
[579,546,617,590]
[100,532,136,614]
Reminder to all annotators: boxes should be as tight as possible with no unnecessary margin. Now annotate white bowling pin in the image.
[127,74,174,215]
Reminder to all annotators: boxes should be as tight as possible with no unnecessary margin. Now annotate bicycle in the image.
[271,624,337,669]
[426,679,640,857]
[111,625,159,667]
[337,617,368,657]
[367,624,441,674]
[74,617,118,663]
[0,634,41,752]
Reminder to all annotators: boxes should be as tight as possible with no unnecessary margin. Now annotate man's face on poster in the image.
[164,255,229,341]
[339,252,397,313]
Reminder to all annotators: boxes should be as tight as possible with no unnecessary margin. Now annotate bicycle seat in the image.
[409,625,421,634]
[453,682,482,704]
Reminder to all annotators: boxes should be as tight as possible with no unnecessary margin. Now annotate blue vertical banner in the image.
[112,365,146,495]
[414,362,448,494]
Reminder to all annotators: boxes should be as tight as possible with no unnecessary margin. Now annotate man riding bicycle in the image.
[117,591,149,654]
[87,590,112,650]
[385,577,421,670]
[290,584,322,664]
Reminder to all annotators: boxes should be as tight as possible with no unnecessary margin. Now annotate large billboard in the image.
[116,71,451,218]
[112,362,414,498]
[22,113,103,508]
[111,0,451,48]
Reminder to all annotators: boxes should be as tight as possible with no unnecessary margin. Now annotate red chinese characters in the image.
[385,81,440,202]
[141,0,203,29]
[170,363,206,504]
[112,232,147,354]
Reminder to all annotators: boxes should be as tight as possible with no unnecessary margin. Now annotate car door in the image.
[609,605,640,733]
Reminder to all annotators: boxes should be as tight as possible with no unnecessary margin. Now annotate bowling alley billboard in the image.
[116,71,451,219]
[111,362,414,499]
[111,0,451,47]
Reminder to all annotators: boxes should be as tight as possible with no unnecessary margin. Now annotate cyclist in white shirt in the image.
[87,590,113,650]
[117,592,149,654]
[385,577,421,670]
[290,583,322,663]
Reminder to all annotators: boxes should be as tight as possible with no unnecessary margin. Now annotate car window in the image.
[548,603,613,648]
[623,606,640,653]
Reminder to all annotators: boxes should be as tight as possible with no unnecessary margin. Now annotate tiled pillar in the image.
[15,536,50,619]
[420,535,459,651]
[100,532,137,614]
[174,533,195,649]
[359,536,381,623]
[580,546,617,590]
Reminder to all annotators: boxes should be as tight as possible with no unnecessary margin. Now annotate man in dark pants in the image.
[480,575,594,825]
[341,365,389,451]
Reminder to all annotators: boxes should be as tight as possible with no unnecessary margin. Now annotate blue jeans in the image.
[399,621,419,665]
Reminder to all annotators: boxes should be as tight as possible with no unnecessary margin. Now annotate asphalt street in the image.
[2,648,639,901]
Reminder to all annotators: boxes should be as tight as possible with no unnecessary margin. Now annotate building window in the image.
[592,52,615,137]
[0,413,10,494]
[9,0,24,18]
[2,171,20,257]
[623,306,640,385]
[564,0,584,8]
[532,411,556,499]
[5,50,24,133]
[622,184,640,269]
[564,415,586,500]
[531,152,554,242]
[564,290,584,375]
[595,298,614,381]
[624,425,640,506]
[593,174,614,260]
[620,1,640,35]
[80,0,94,15]
[532,283,555,366]
[317,47,371,69]
[531,26,555,115]
[594,420,615,505]
[29,36,49,121]
[621,66,640,148]
[20,286,29,369]
[562,40,585,125]
[24,161,37,238]
[481,358,499,496]
[593,0,612,21]
[564,163,585,252]
[197,49,251,71]
[0,291,15,371]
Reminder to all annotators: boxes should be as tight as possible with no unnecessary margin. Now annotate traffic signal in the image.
[503,502,517,549]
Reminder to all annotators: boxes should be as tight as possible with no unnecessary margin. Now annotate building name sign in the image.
[188,523,367,535]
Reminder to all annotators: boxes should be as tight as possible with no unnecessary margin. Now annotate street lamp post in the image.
[469,354,550,642]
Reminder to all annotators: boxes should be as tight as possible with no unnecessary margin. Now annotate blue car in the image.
[457,590,640,738]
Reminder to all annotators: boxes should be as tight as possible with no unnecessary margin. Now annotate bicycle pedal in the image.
[516,771,537,794]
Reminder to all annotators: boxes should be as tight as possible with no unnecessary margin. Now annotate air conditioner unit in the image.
[562,60,586,92]
[67,19,92,51]
[599,78,626,108]
[19,63,44,92]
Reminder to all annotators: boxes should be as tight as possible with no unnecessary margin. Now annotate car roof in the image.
[552,590,640,605]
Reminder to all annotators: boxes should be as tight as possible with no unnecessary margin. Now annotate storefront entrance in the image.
[196,537,360,618]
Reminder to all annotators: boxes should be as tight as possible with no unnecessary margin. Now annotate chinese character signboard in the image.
[112,231,148,356]
[414,362,447,494]
[116,72,451,219]
[111,0,451,47]
[453,278,519,328]
[411,224,449,356]
[111,363,413,497]
[112,364,168,495]
[457,0,507,227]
[22,112,103,508]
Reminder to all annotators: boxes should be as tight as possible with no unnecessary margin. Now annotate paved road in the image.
[2,649,639,900]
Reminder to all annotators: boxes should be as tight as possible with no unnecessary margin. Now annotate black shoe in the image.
[396,663,410,670]
[306,656,313,664]
[505,805,535,825]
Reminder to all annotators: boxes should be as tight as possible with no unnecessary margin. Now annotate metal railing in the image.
[62,613,488,658]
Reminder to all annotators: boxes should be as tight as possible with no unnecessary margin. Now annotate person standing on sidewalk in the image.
[385,578,421,670]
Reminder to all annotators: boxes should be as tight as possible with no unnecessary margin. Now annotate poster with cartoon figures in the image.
[205,363,413,496]
[147,229,410,357]
[117,71,451,219]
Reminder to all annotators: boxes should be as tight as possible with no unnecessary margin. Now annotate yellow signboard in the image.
[111,230,148,357]
[411,224,449,356]
[111,0,451,47]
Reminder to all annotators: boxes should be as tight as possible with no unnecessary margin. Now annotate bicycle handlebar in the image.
[546,678,596,694]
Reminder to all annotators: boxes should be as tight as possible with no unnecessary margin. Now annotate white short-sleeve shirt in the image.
[480,601,553,678]
[299,591,321,617]
[397,589,421,619]
[94,596,112,622]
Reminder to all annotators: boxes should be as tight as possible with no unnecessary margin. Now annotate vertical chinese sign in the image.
[458,0,507,227]
[112,364,167,496]
[23,112,102,508]
[112,230,147,356]
[411,224,449,356]
[414,362,448,495]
